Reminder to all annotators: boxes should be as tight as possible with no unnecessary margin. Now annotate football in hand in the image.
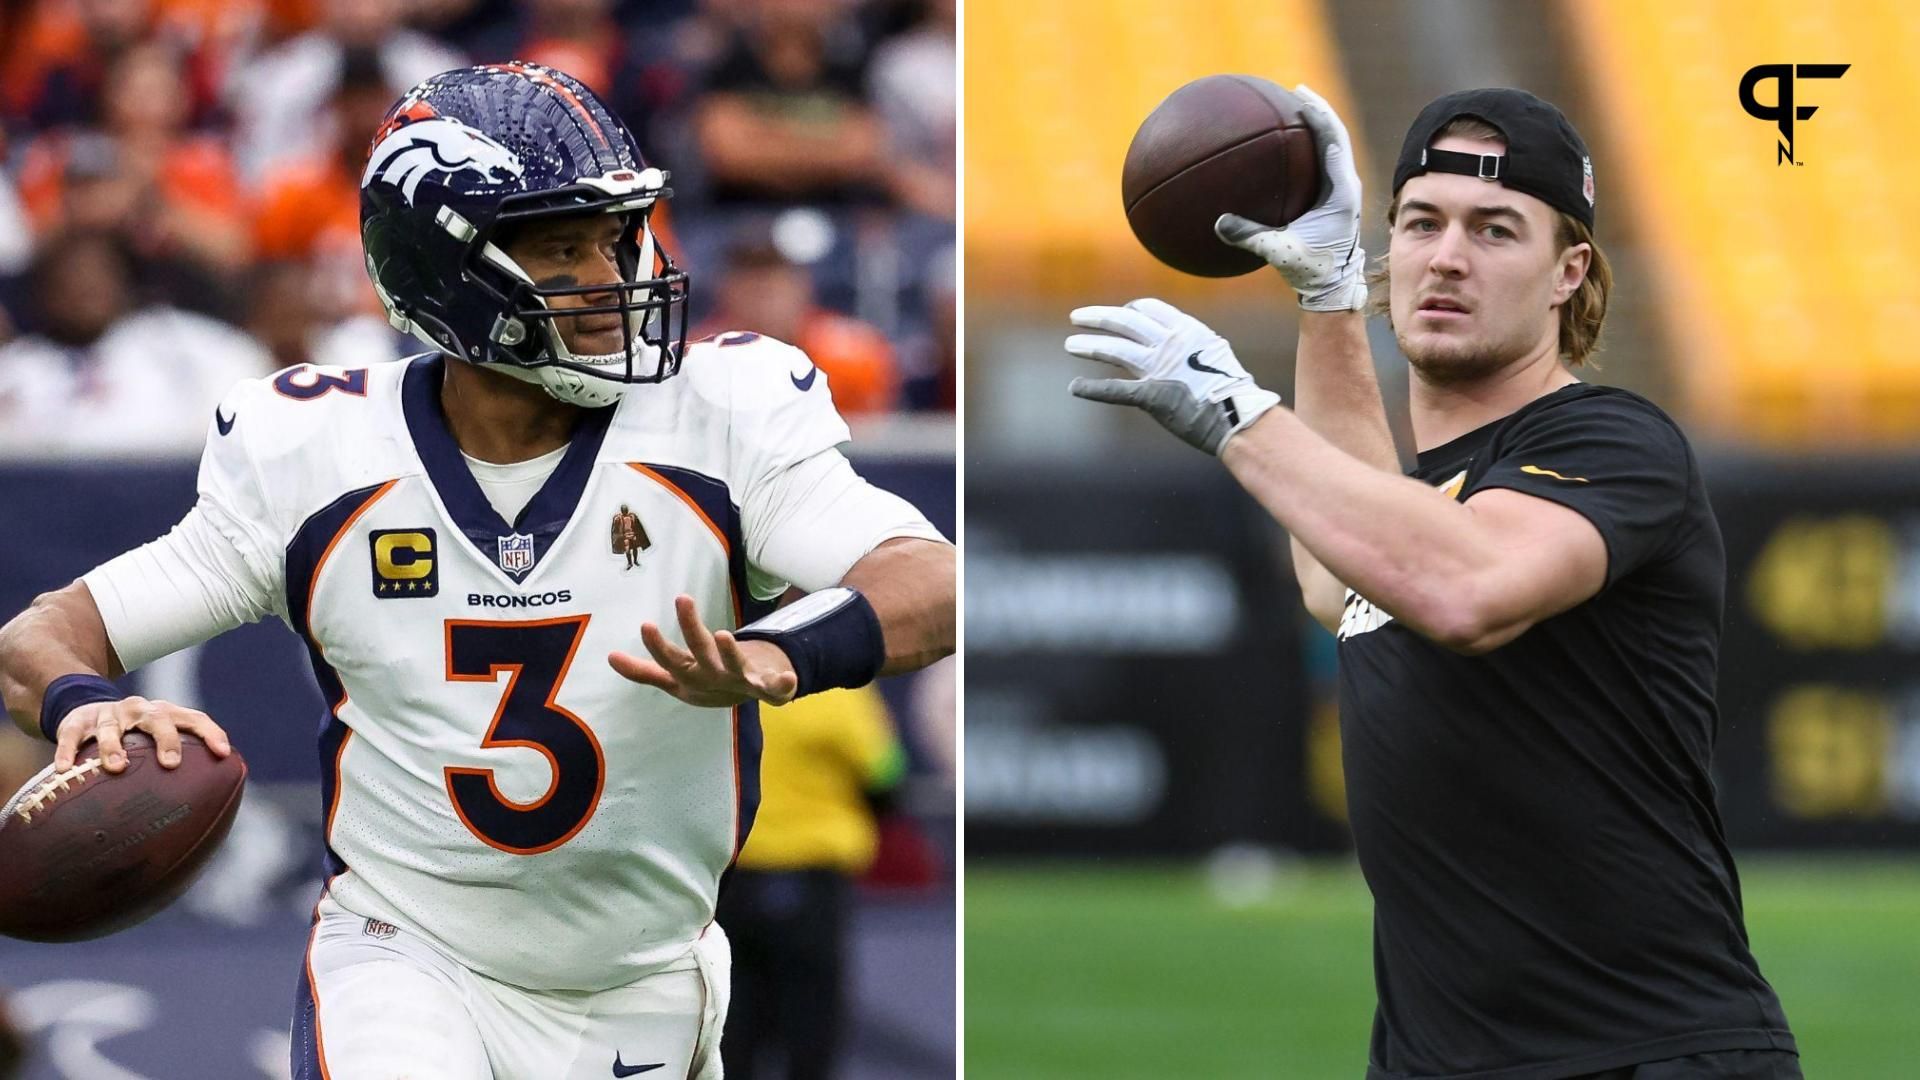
[0,731,246,942]
[1122,75,1325,277]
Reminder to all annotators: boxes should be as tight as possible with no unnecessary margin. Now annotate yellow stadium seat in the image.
[964,0,1355,303]
[1565,0,1920,444]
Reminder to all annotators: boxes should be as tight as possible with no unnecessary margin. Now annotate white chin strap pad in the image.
[483,358,628,408]
[536,364,630,408]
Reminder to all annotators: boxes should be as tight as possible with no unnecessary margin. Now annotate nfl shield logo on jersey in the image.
[497,532,535,577]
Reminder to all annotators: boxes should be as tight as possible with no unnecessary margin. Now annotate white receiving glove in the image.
[1067,298,1281,456]
[1214,83,1367,312]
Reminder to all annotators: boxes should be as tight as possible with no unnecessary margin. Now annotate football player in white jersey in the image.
[0,63,955,1079]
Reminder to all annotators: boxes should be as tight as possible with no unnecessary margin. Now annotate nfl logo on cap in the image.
[497,532,534,576]
[1582,156,1595,207]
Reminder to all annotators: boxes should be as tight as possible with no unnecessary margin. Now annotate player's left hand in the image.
[609,595,800,708]
[1067,297,1282,456]
[1214,82,1367,312]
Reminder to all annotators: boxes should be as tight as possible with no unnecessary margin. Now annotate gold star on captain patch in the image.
[369,527,439,599]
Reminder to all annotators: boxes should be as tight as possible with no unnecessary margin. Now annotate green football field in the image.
[965,856,1920,1079]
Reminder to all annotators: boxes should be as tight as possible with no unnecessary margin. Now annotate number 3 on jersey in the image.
[443,616,605,855]
[273,365,369,400]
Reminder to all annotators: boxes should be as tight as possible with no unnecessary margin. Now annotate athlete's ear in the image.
[1552,242,1590,307]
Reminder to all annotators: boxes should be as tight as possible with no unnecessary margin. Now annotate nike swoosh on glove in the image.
[1066,297,1280,456]
[1214,83,1368,312]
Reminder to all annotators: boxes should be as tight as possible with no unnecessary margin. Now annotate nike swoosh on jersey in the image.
[1519,464,1589,483]
[215,407,236,436]
[791,364,819,392]
[1185,351,1228,376]
[612,1055,665,1077]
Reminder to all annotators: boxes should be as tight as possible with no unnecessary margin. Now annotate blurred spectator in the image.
[225,0,464,183]
[898,243,954,411]
[257,0,326,40]
[694,0,888,207]
[410,0,516,55]
[0,230,269,457]
[584,0,738,173]
[16,40,251,310]
[717,684,908,1080]
[868,0,953,219]
[1,0,224,134]
[150,0,268,64]
[252,45,394,323]
[466,0,622,93]
[698,220,898,416]
[245,260,403,371]
[0,123,29,281]
[0,0,947,461]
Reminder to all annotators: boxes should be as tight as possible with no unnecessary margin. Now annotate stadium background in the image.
[964,0,1920,1077]
[0,0,954,1077]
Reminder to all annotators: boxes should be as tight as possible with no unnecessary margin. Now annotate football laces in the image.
[5,758,105,825]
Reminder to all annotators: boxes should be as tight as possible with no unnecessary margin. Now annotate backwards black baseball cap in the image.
[1391,88,1596,230]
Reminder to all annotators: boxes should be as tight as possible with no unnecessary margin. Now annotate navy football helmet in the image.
[359,62,688,407]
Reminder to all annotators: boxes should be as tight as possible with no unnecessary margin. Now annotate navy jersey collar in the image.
[401,354,614,578]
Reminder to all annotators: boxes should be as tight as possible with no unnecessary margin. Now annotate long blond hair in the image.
[1366,118,1611,368]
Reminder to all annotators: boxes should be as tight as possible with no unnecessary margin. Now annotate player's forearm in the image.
[1292,310,1398,472]
[1286,311,1399,624]
[1221,409,1502,648]
[0,582,124,739]
[839,538,955,676]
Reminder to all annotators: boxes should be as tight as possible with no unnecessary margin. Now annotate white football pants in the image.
[294,893,731,1080]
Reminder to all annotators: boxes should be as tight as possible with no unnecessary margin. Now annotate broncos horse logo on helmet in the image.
[359,62,689,408]
[362,118,526,205]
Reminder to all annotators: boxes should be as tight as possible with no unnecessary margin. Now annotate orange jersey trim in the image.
[625,463,730,557]
[324,711,351,843]
[306,480,397,639]
[303,880,339,1080]
[624,462,749,856]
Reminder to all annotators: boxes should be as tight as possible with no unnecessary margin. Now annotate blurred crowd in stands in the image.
[0,0,956,456]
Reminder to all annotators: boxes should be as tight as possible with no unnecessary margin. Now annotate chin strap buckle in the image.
[489,315,527,346]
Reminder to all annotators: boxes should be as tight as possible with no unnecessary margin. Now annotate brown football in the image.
[1122,75,1324,277]
[0,731,246,942]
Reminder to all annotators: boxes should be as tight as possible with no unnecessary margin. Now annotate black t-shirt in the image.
[1336,385,1795,1080]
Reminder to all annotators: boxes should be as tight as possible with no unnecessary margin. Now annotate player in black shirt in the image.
[1065,88,1798,1079]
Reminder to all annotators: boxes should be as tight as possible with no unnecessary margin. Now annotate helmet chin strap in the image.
[483,354,637,408]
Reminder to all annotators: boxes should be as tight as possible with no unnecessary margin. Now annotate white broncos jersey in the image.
[84,333,943,991]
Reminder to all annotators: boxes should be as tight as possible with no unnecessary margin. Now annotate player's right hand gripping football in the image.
[1067,298,1280,456]
[1214,84,1367,312]
[52,696,233,774]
